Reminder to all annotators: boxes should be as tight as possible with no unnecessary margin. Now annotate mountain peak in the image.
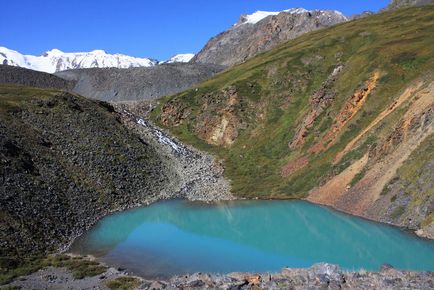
[91,49,106,55]
[45,48,64,56]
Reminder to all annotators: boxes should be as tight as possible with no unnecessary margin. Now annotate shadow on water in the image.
[70,200,434,278]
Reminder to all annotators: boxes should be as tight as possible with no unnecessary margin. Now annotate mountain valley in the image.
[1,1,434,289]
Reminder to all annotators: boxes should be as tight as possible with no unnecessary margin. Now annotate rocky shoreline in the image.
[4,262,434,289]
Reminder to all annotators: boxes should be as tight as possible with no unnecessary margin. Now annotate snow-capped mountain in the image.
[163,54,195,64]
[0,47,158,73]
[191,8,348,66]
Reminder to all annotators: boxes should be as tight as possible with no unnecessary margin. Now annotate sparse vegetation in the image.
[391,206,406,219]
[0,255,106,285]
[44,255,106,279]
[106,276,142,290]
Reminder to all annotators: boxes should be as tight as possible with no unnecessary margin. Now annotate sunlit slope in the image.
[152,6,434,235]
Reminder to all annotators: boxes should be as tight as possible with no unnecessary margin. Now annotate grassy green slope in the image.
[151,6,434,198]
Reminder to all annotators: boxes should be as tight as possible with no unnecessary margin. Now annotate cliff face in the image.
[152,6,434,237]
[190,9,347,66]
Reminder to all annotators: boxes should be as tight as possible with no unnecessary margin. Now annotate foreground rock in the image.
[161,264,434,290]
[5,263,433,290]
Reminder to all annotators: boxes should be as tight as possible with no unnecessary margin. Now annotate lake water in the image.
[70,200,434,278]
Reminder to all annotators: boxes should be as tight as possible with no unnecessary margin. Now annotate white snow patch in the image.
[240,8,308,25]
[163,53,195,64]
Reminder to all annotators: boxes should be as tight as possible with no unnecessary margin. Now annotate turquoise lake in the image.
[70,200,434,278]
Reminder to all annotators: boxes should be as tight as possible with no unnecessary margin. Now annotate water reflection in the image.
[70,200,434,278]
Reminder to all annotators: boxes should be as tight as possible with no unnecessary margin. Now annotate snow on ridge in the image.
[239,7,347,25]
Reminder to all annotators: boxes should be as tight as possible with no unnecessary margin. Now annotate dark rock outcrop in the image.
[55,63,225,102]
[190,9,347,66]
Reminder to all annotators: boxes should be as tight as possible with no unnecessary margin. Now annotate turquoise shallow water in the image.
[71,200,434,278]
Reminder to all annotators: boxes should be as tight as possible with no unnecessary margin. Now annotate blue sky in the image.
[1,0,389,60]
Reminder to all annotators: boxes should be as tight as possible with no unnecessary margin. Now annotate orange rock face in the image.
[308,71,380,154]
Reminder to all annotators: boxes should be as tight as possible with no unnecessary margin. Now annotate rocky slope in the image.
[0,65,74,90]
[190,8,347,66]
[0,84,231,268]
[0,47,158,73]
[115,102,232,202]
[0,85,168,259]
[55,63,225,101]
[151,6,434,238]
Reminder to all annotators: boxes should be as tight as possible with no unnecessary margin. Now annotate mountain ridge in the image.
[0,47,194,73]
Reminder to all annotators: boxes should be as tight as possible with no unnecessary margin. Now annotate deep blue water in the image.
[70,200,434,278]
